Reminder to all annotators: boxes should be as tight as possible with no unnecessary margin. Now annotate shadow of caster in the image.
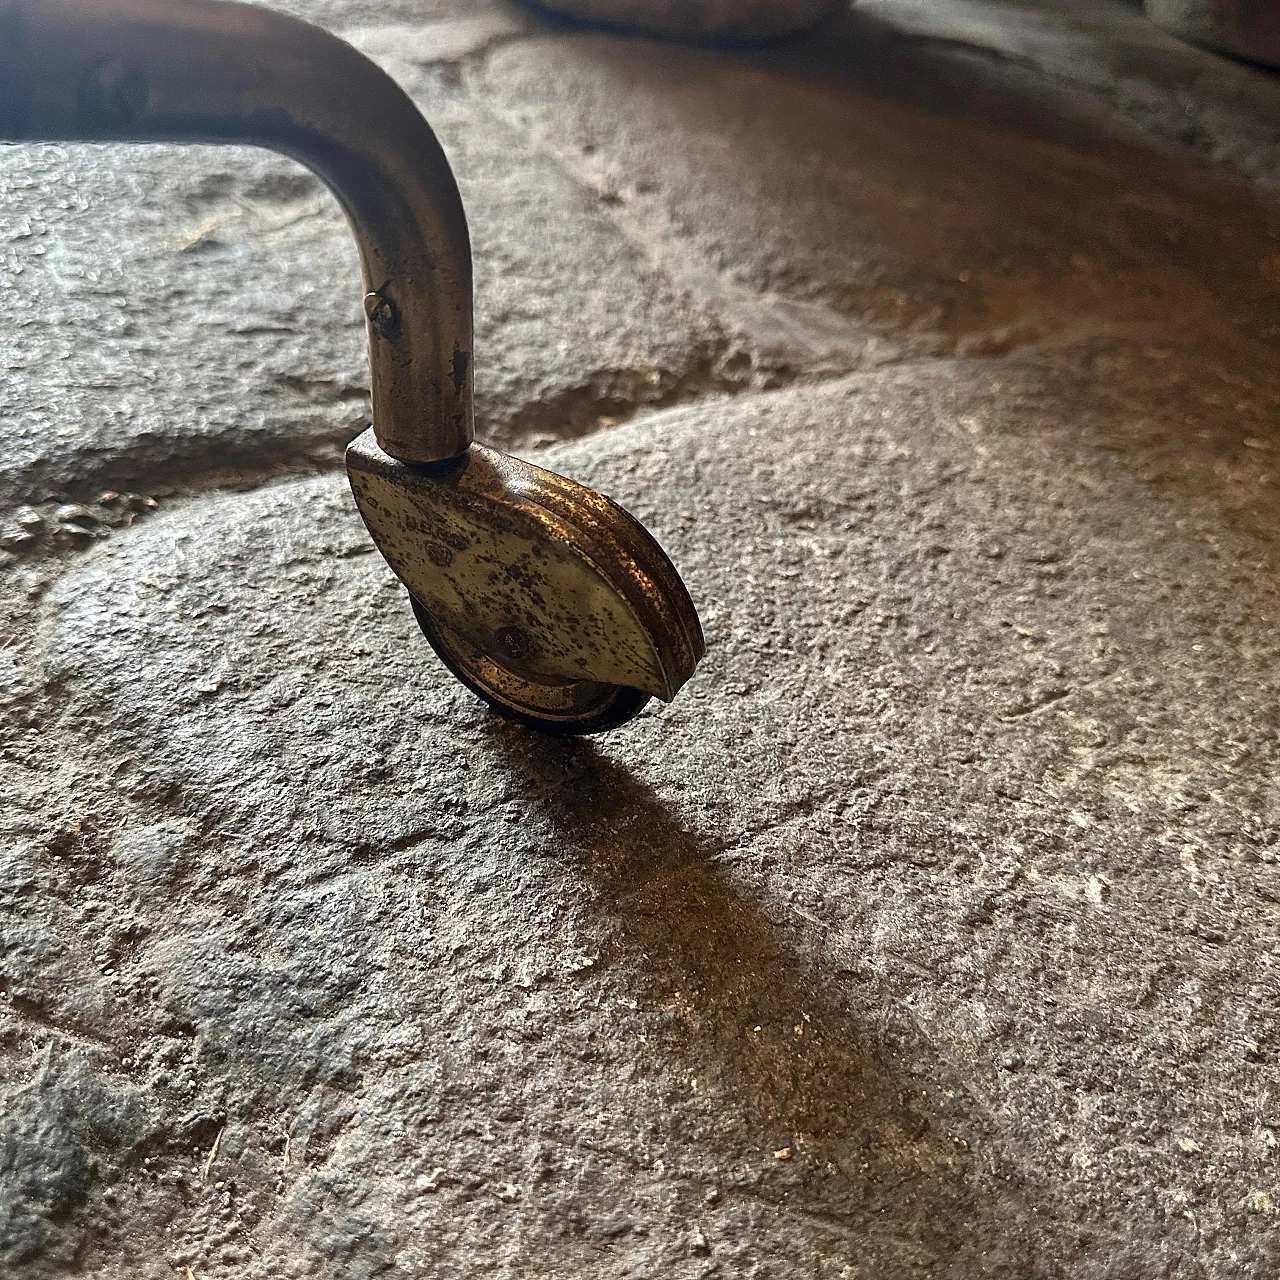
[0,0,705,734]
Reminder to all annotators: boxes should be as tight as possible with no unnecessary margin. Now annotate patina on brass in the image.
[348,431,703,730]
[0,0,705,732]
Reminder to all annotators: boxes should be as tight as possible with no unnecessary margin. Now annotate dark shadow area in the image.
[516,0,847,51]
[480,727,1058,1276]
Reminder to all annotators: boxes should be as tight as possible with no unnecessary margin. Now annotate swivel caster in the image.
[346,431,703,735]
[1,0,706,733]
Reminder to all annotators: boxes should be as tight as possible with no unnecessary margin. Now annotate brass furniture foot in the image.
[0,0,705,733]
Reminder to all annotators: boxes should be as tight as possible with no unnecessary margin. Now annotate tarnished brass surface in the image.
[1,0,706,730]
[347,429,704,709]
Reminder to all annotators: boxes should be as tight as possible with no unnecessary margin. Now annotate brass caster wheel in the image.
[349,434,703,736]
[2,0,707,736]
[410,595,651,734]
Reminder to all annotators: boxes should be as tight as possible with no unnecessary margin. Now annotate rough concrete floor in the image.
[2,1,1279,1276]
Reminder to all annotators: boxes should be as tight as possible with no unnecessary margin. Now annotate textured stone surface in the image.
[7,349,1280,1276]
[3,1,1280,1277]
[474,25,1280,372]
[855,0,1280,191]
[7,0,1280,513]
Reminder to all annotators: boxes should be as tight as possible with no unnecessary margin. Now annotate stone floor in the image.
[2,1,1279,1277]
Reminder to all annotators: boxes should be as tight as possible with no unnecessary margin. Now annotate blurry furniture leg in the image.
[1146,0,1280,70]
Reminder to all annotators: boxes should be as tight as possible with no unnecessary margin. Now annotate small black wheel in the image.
[410,595,651,734]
